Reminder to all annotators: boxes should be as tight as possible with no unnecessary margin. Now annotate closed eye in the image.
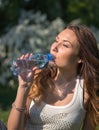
[63,42,71,48]
[63,44,69,48]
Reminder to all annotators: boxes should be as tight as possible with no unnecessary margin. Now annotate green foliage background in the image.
[0,86,17,125]
[0,0,99,35]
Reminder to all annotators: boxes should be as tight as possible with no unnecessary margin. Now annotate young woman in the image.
[8,24,99,130]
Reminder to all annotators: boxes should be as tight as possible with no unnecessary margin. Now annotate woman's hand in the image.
[7,53,37,130]
[18,67,36,89]
[17,53,38,95]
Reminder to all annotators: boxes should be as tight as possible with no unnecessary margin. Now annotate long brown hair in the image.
[67,24,99,128]
[28,62,57,103]
[28,24,99,127]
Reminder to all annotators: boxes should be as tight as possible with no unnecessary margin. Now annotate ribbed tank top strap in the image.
[76,76,85,110]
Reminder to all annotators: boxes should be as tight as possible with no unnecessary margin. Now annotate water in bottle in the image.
[10,53,54,76]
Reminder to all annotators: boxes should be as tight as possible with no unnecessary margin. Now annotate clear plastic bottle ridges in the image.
[10,53,53,76]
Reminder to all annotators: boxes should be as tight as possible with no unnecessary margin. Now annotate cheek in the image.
[69,55,78,64]
[57,53,78,67]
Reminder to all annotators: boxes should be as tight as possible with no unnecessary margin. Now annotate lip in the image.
[51,53,56,60]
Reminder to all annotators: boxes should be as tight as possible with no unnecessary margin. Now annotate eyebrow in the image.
[56,36,73,47]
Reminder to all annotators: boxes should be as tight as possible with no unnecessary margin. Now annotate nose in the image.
[52,42,61,52]
[52,43,58,52]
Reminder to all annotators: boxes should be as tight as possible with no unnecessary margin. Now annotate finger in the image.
[24,53,31,69]
[23,53,33,69]
[19,54,25,59]
[24,53,30,59]
[32,66,38,71]
[21,54,29,69]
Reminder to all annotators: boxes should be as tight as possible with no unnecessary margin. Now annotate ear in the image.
[78,59,83,64]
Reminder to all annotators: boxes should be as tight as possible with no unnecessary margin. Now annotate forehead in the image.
[57,29,78,45]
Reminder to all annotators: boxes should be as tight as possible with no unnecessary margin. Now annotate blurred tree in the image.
[0,0,20,34]
[63,0,99,27]
[0,0,99,35]
[20,0,62,20]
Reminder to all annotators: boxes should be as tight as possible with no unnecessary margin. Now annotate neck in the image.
[55,68,77,84]
[52,68,77,100]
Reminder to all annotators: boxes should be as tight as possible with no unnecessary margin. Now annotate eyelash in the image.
[54,40,69,48]
[63,44,69,47]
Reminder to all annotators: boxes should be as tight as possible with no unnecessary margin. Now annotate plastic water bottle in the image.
[10,53,54,76]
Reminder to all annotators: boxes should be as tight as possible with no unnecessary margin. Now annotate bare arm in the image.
[7,54,38,130]
[7,72,34,130]
[7,85,29,130]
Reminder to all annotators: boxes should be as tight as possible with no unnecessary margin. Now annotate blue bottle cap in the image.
[47,54,54,61]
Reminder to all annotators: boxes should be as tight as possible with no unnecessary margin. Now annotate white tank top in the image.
[25,77,86,130]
